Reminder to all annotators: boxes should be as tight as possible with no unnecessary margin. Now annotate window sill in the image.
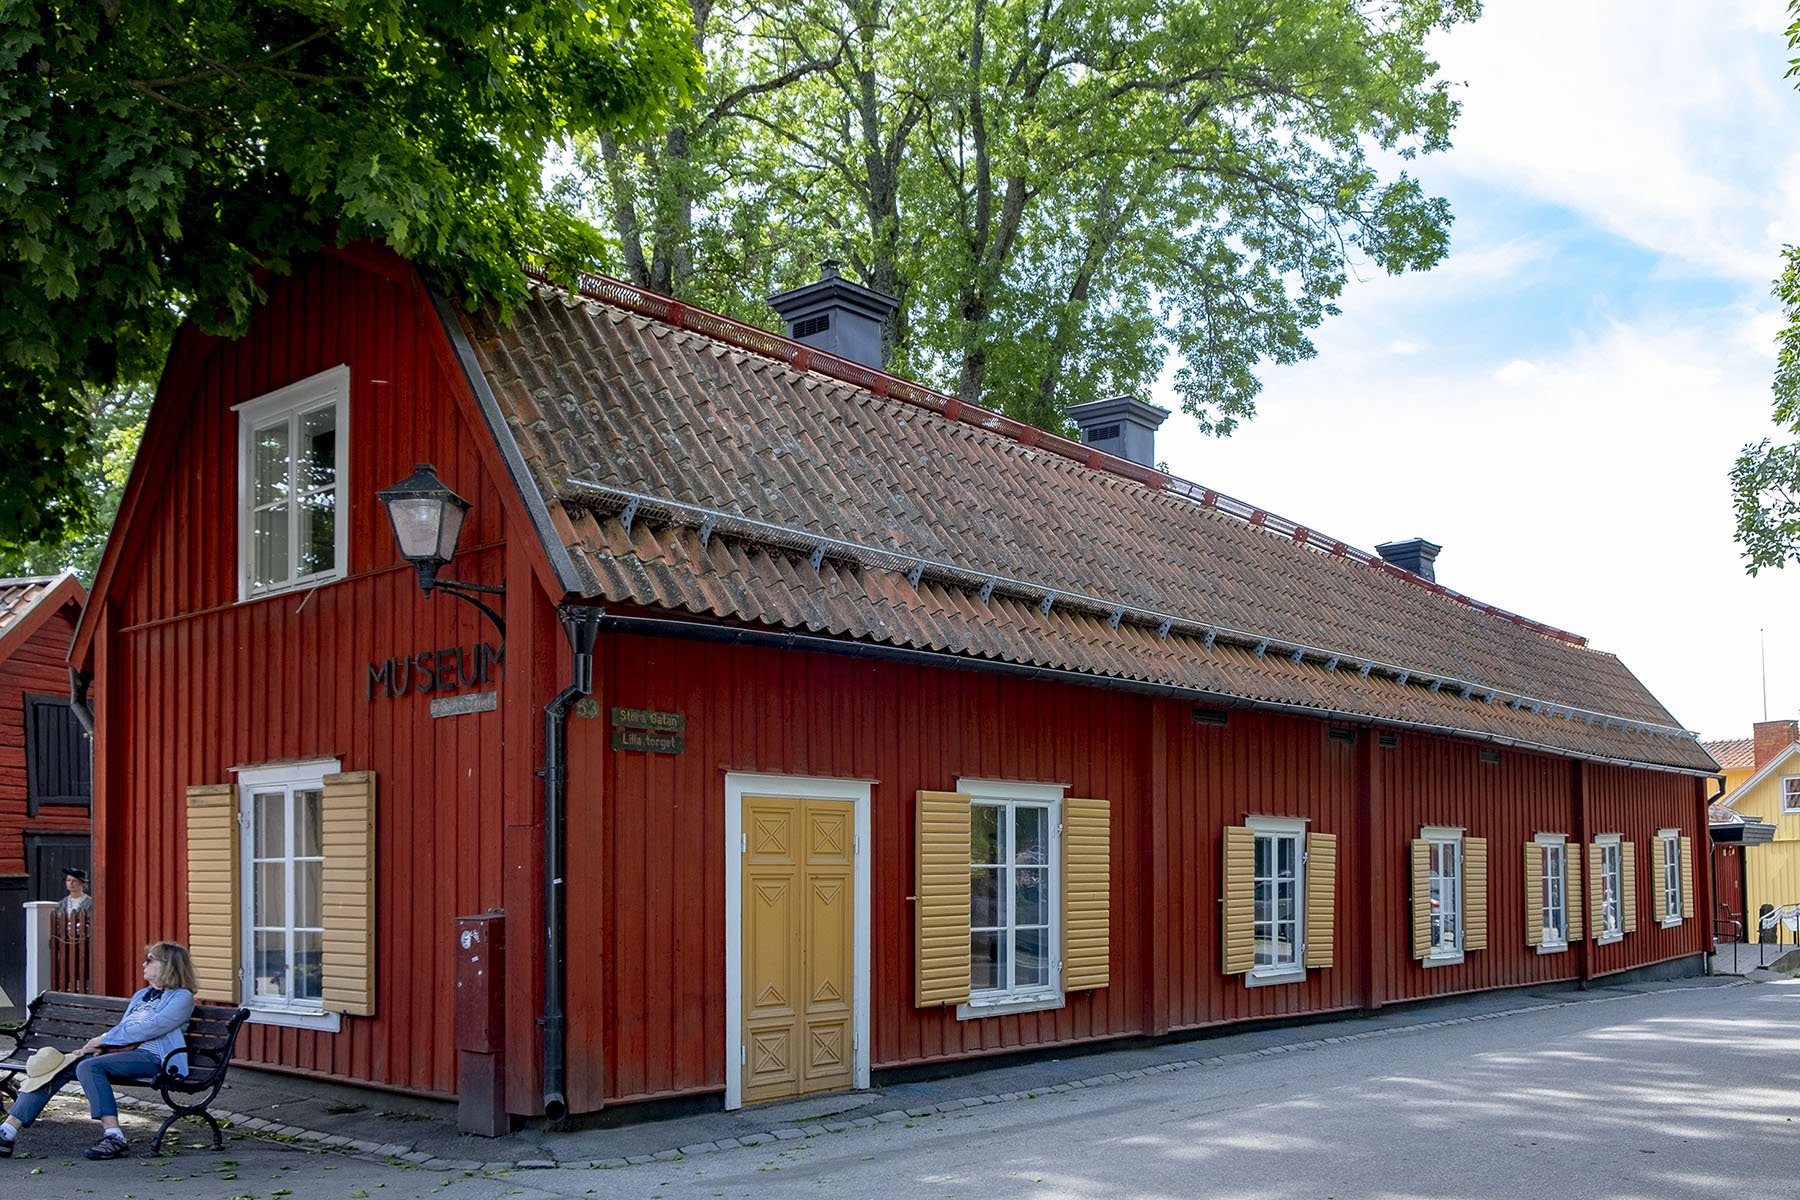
[1597,933,1623,946]
[1423,951,1463,968]
[238,575,343,606]
[1246,966,1305,988]
[1536,940,1568,956]
[247,1006,343,1033]
[957,992,1064,1021]
[1661,917,1683,929]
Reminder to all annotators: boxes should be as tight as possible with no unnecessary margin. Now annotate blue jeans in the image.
[6,1049,164,1125]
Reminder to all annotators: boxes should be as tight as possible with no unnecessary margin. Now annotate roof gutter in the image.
[590,613,1718,779]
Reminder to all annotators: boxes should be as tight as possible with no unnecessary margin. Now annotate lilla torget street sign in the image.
[610,707,685,754]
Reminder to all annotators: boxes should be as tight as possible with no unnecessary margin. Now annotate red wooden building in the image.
[70,246,1720,1121]
[1,572,91,1018]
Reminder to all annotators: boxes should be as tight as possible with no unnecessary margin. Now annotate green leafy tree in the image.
[1733,246,1800,573]
[558,0,845,320]
[1733,2,1800,572]
[572,0,1475,436]
[0,380,153,585]
[0,0,700,554]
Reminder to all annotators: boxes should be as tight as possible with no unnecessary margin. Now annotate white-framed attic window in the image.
[234,366,350,600]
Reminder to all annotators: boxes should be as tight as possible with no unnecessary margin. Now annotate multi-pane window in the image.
[241,767,329,1013]
[236,366,348,597]
[1539,838,1567,949]
[1253,829,1300,970]
[1597,836,1623,942]
[970,799,1055,1001]
[1784,777,1800,814]
[1427,832,1462,958]
[1662,831,1682,921]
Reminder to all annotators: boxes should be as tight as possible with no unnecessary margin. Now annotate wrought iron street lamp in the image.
[377,463,505,637]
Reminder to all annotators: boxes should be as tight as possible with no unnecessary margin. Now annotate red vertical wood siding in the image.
[96,252,1717,1114]
[569,638,1716,1110]
[95,257,534,1095]
[1,605,91,875]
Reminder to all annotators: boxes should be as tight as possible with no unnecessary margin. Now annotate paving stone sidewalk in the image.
[54,973,1745,1173]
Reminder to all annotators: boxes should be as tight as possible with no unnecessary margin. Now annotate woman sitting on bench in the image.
[0,941,197,1161]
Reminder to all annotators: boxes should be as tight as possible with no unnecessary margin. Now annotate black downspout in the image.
[541,605,603,1125]
[68,667,95,734]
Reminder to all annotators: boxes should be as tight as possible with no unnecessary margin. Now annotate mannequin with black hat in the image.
[56,868,91,918]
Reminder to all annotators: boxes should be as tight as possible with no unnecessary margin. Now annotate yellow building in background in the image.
[1706,737,1756,797]
[1716,720,1800,930]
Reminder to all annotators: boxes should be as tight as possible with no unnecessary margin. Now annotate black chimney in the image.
[766,261,899,372]
[1066,394,1170,468]
[1375,538,1442,582]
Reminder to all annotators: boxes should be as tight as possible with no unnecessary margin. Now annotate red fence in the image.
[51,909,92,994]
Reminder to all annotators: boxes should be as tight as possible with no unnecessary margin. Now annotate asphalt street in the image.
[6,979,1797,1199]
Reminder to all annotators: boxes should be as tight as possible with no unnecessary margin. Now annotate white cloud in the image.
[1145,5,1800,741]
[1430,1,1800,282]
[1156,305,1800,741]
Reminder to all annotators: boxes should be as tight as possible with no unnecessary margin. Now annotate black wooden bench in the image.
[0,991,250,1153]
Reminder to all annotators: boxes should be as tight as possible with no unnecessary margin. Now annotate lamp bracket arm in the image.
[432,579,507,639]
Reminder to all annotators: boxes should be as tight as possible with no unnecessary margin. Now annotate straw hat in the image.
[18,1047,70,1092]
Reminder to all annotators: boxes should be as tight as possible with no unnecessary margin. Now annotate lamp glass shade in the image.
[388,497,465,562]
[377,464,470,566]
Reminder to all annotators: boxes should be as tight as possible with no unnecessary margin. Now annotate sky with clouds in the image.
[1151,0,1800,744]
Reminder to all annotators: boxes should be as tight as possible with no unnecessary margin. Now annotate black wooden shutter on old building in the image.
[24,694,92,814]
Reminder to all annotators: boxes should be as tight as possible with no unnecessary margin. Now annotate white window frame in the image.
[1783,777,1800,814]
[1423,825,1464,967]
[957,778,1066,1018]
[1660,828,1682,925]
[235,759,342,1032]
[234,365,350,601]
[1596,834,1624,945]
[1536,833,1568,954]
[1246,815,1306,986]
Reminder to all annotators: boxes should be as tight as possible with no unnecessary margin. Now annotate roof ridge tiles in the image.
[530,271,1588,649]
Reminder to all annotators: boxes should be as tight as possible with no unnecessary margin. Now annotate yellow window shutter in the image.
[915,791,971,1007]
[1622,841,1638,933]
[1463,838,1488,952]
[185,783,239,1004]
[1565,845,1584,943]
[1588,844,1605,940]
[1221,826,1256,975]
[1679,836,1694,923]
[1651,839,1668,924]
[1303,832,1337,969]
[1410,839,1431,960]
[1062,797,1110,992]
[1523,843,1543,947]
[321,771,378,1016]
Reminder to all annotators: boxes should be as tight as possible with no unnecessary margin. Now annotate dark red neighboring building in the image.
[1,572,91,1019]
[70,245,1720,1120]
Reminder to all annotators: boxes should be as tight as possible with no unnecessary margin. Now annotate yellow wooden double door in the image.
[741,795,855,1105]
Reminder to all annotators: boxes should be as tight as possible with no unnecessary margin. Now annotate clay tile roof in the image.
[454,279,1714,774]
[0,576,67,638]
[1703,737,1755,771]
